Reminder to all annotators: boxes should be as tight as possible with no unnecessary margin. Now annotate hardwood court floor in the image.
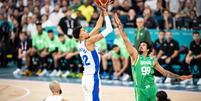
[0,79,200,101]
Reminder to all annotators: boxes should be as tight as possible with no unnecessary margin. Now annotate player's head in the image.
[192,31,200,42]
[158,30,165,40]
[156,91,171,101]
[48,30,54,40]
[36,23,43,34]
[73,26,89,41]
[19,32,27,41]
[58,34,65,42]
[114,28,120,37]
[166,30,172,41]
[112,45,120,54]
[138,40,153,55]
[49,80,62,94]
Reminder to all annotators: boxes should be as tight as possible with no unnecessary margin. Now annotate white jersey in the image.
[44,95,63,101]
[78,40,100,75]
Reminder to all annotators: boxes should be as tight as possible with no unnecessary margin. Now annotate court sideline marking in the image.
[0,83,30,101]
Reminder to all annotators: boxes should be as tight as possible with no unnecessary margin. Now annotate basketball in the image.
[95,0,109,7]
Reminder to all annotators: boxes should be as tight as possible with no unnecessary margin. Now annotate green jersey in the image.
[95,38,107,51]
[32,31,48,50]
[113,37,129,58]
[71,38,79,52]
[132,54,155,87]
[45,35,60,52]
[58,38,72,54]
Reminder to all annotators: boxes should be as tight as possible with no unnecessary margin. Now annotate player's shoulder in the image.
[61,98,69,101]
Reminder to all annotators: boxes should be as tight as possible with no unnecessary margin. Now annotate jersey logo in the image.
[140,61,151,65]
[79,48,87,53]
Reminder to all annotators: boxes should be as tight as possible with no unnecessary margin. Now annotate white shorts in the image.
[82,74,102,101]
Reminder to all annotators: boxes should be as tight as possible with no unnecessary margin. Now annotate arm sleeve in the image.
[101,16,113,37]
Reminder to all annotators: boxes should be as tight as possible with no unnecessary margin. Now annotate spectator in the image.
[16,0,28,7]
[30,0,41,13]
[0,16,12,41]
[135,0,144,15]
[78,0,94,22]
[118,0,130,15]
[143,9,157,29]
[181,31,201,85]
[175,0,195,19]
[17,0,24,15]
[155,0,164,16]
[156,91,171,101]
[1,5,6,16]
[108,0,122,16]
[191,0,201,19]
[21,6,33,26]
[95,38,107,56]
[190,10,197,19]
[152,30,166,59]
[27,0,34,11]
[0,14,3,21]
[133,17,152,51]
[38,30,60,77]
[159,9,173,29]
[13,32,32,75]
[40,4,54,16]
[145,0,158,14]
[89,11,99,27]
[23,23,48,76]
[144,4,155,16]
[61,6,67,14]
[41,14,53,28]
[12,18,22,47]
[44,81,68,101]
[75,10,87,23]
[13,9,22,25]
[72,0,82,16]
[41,0,54,7]
[61,0,68,7]
[155,30,180,83]
[165,0,184,15]
[124,9,137,28]
[53,34,72,77]
[33,7,41,22]
[57,7,78,38]
[49,4,64,26]
[7,0,16,12]
[22,16,31,32]
[27,15,37,38]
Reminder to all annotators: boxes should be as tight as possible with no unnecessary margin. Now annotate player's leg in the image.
[23,48,35,76]
[100,51,112,79]
[121,57,131,81]
[196,58,201,85]
[82,75,89,101]
[87,75,100,101]
[148,84,158,101]
[112,52,121,79]
[180,57,193,84]
[134,88,148,101]
[165,57,179,83]
[66,56,77,77]
[50,55,64,77]
[13,52,23,75]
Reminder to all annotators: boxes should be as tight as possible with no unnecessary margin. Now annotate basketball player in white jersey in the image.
[44,81,68,101]
[72,2,112,101]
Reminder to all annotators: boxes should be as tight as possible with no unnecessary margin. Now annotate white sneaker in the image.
[13,68,22,75]
[49,69,57,77]
[180,79,193,85]
[122,74,130,81]
[154,76,162,83]
[56,70,63,77]
[62,70,70,78]
[164,78,171,83]
[197,78,201,85]
[39,69,48,76]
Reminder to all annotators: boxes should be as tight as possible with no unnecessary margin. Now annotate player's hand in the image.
[94,2,106,11]
[180,75,192,80]
[114,13,122,25]
[185,56,192,65]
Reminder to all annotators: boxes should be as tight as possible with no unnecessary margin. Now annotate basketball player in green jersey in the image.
[114,13,192,101]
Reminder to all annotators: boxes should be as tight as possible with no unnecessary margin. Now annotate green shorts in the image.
[134,84,158,101]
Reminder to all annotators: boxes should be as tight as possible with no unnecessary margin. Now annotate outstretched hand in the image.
[114,13,121,25]
[94,0,113,10]
[180,75,192,80]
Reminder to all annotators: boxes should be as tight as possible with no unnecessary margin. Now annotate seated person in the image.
[23,23,48,76]
[152,30,166,58]
[44,80,68,101]
[181,31,201,85]
[95,38,107,56]
[158,9,173,29]
[65,38,83,78]
[155,30,180,83]
[117,0,130,15]
[143,9,157,29]
[53,34,73,77]
[108,0,122,16]
[124,9,137,28]
[38,30,60,76]
[13,32,32,75]
[89,11,99,27]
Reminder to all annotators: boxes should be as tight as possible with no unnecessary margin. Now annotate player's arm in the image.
[114,13,138,62]
[154,60,192,80]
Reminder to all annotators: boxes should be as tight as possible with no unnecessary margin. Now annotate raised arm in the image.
[154,60,192,79]
[114,13,138,63]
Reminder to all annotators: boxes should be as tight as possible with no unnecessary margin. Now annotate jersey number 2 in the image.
[141,66,151,75]
[82,55,90,66]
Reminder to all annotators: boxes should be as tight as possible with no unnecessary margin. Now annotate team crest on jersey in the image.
[140,61,151,65]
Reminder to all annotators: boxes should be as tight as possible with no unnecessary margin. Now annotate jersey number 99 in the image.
[141,66,151,75]
[82,55,90,66]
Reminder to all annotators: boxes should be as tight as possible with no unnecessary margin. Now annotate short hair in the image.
[58,34,64,37]
[163,9,170,13]
[139,40,153,55]
[19,31,27,35]
[159,30,165,34]
[193,31,200,36]
[36,23,42,26]
[48,30,54,33]
[166,30,172,34]
[1,5,6,9]
[67,6,72,12]
[112,45,119,49]
[49,81,58,93]
[156,91,171,101]
[73,26,82,39]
